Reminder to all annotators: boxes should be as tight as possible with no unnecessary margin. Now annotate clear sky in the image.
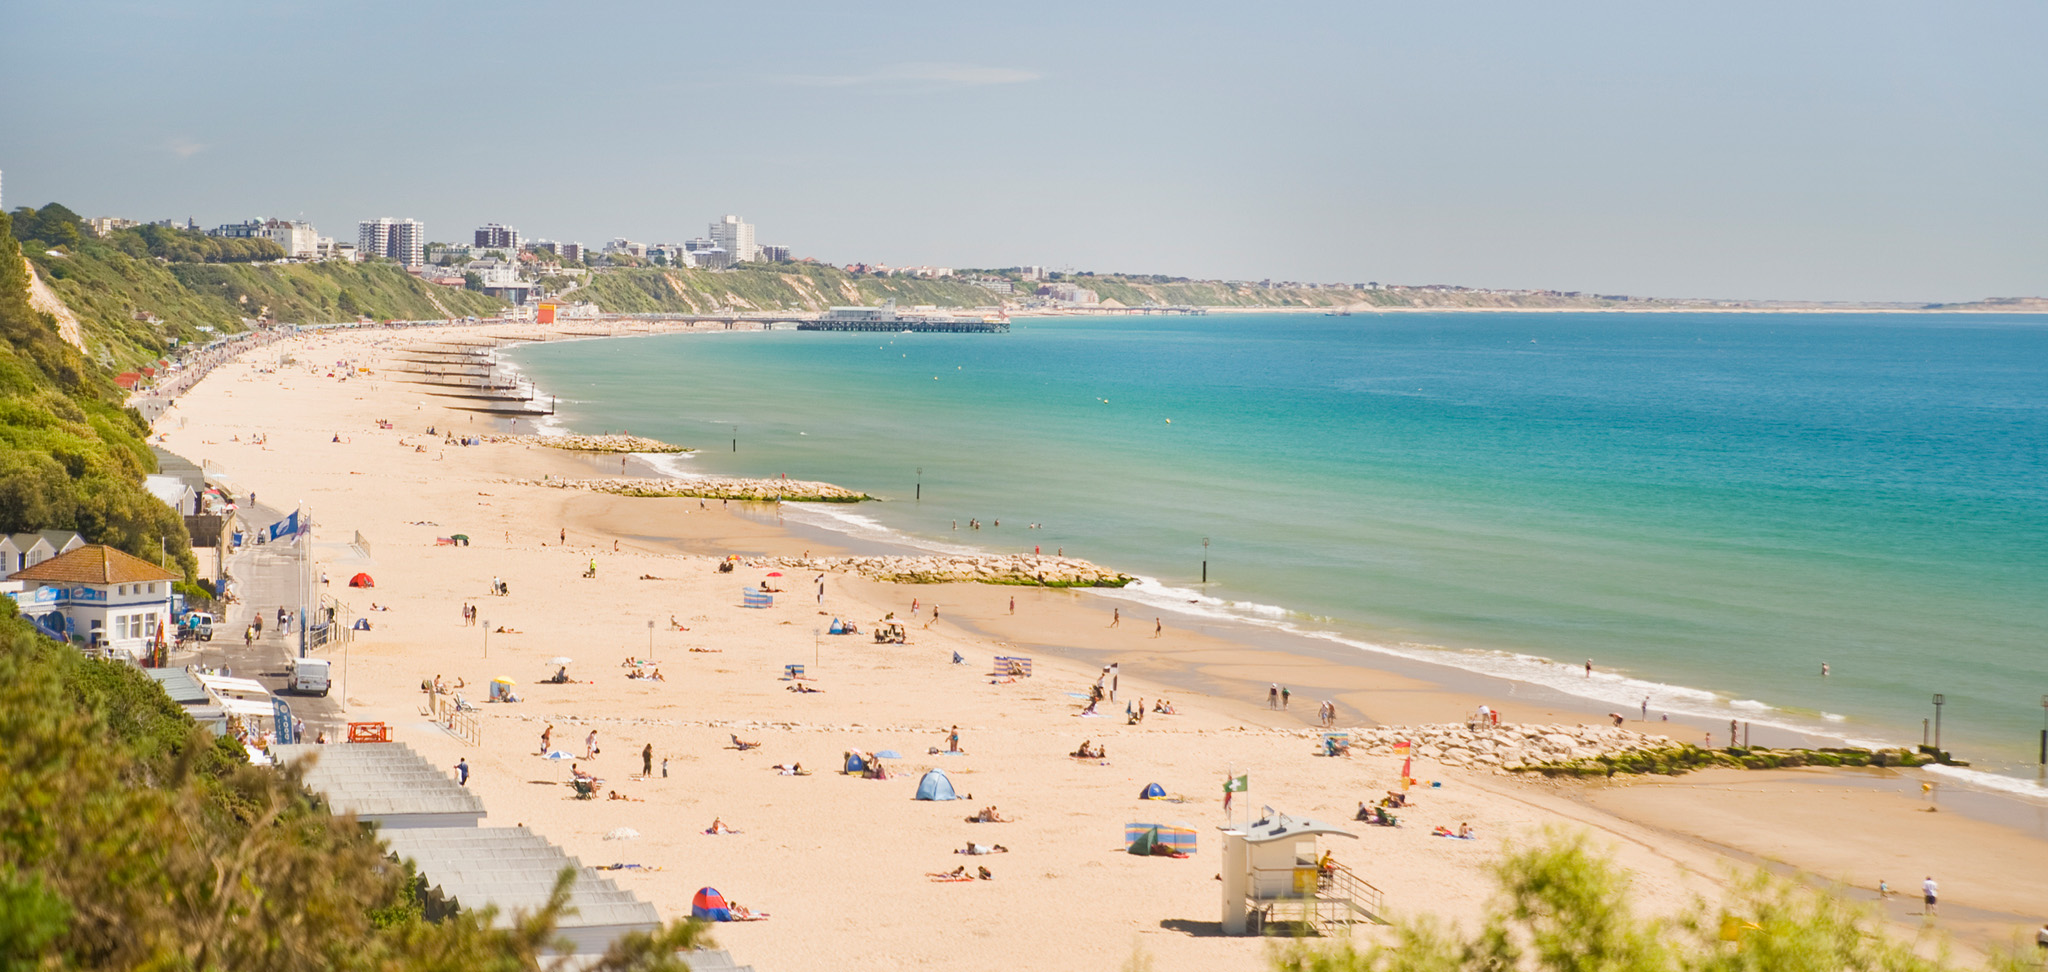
[3,0,2044,302]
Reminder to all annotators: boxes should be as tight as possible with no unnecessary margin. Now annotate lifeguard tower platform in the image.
[1221,809,1385,935]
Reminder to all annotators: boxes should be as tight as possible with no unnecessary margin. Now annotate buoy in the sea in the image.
[1164,418,1171,424]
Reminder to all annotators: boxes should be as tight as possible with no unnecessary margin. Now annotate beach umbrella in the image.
[604,827,640,841]
[547,657,574,666]
[544,750,573,760]
[876,749,903,759]
[348,572,375,588]
[450,534,469,542]
[766,571,783,577]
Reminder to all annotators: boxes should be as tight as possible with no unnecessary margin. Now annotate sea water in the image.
[504,312,2048,789]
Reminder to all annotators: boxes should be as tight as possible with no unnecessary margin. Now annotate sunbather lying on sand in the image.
[705,818,739,835]
[787,683,822,693]
[607,791,643,802]
[956,843,1009,855]
[772,763,810,776]
[928,867,974,881]
[1070,741,1106,759]
[689,647,722,653]
[967,806,1010,823]
[731,734,761,750]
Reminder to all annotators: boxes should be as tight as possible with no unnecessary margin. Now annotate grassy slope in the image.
[574,264,1004,312]
[170,262,506,325]
[27,242,507,370]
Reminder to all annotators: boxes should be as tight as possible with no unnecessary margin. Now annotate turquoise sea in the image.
[505,312,2048,792]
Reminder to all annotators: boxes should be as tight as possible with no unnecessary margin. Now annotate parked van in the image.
[290,657,331,696]
[179,612,215,642]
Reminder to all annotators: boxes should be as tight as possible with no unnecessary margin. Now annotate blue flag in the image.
[266,510,302,543]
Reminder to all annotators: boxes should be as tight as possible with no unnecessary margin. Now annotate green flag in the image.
[1223,774,1248,793]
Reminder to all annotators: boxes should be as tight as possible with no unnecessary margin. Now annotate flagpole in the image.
[298,503,310,659]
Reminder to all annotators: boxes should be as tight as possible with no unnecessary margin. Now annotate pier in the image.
[796,318,1009,333]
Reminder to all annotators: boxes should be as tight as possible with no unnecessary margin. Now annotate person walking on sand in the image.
[1154,618,1162,637]
[947,726,962,753]
[540,723,554,755]
[1584,659,1592,678]
[1111,663,1119,699]
[642,743,654,777]
[1110,608,1120,628]
[1282,686,1290,709]
[1922,876,1938,915]
[1269,684,1279,709]
[1009,595,1015,615]
[1640,697,1648,721]
[586,729,599,759]
[454,757,469,785]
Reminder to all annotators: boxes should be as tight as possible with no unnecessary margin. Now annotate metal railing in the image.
[1247,862,1387,932]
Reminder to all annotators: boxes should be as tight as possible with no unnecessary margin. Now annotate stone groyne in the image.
[510,475,868,503]
[486,433,692,454]
[747,554,1133,588]
[1317,723,1934,777]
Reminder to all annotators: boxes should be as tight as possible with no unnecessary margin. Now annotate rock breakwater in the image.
[748,554,1133,588]
[509,475,868,502]
[487,433,692,454]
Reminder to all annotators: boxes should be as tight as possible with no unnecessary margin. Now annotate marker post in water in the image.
[1932,694,1944,754]
[916,467,922,502]
[1202,537,1210,585]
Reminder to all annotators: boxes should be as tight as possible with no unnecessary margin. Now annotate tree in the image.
[1270,830,2020,972]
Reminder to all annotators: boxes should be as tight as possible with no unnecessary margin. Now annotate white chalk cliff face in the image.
[23,258,85,351]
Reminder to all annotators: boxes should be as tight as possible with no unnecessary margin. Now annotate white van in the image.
[290,657,332,696]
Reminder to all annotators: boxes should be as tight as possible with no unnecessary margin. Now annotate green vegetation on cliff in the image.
[0,611,709,970]
[167,261,506,326]
[0,212,196,579]
[12,203,506,371]
[573,263,999,313]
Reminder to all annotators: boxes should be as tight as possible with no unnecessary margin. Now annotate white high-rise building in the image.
[357,217,425,267]
[709,215,756,263]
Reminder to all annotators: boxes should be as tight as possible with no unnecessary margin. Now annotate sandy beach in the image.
[151,323,2048,970]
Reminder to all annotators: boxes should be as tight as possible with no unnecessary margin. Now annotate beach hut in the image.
[1139,782,1168,800]
[690,887,734,922]
[348,572,375,588]
[914,768,959,801]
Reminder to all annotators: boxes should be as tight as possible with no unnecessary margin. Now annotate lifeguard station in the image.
[1221,809,1384,935]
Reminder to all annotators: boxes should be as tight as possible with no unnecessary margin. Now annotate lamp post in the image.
[1201,537,1210,586]
[482,619,490,659]
[1931,693,1944,753]
[648,619,656,663]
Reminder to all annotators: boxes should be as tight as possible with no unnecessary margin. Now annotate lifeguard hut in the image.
[1220,809,1384,935]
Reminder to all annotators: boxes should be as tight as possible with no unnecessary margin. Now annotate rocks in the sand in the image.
[506,475,869,503]
[485,433,692,454]
[745,554,1135,589]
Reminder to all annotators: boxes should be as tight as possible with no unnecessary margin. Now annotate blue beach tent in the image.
[915,768,959,801]
[1139,782,1167,800]
[843,752,867,775]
